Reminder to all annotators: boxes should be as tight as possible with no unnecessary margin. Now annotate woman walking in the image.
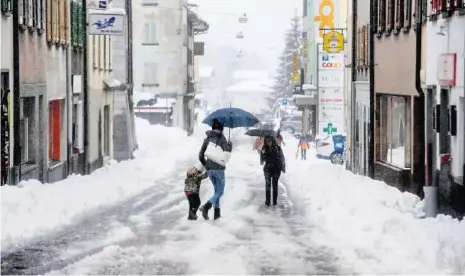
[260,135,286,206]
[198,119,232,220]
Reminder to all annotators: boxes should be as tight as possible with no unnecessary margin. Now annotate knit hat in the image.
[212,118,224,132]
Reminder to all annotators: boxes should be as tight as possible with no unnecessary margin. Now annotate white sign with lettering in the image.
[318,70,344,87]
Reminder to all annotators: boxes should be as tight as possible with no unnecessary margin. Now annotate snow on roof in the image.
[225,80,274,93]
[232,70,269,81]
[199,66,214,78]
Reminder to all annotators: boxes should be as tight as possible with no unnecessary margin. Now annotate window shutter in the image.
[51,0,57,43]
[378,0,386,33]
[103,35,107,70]
[27,0,33,27]
[108,36,112,70]
[19,0,24,26]
[46,0,52,41]
[373,0,379,33]
[59,0,64,44]
[64,0,68,44]
[404,0,411,28]
[32,0,37,28]
[78,3,83,47]
[39,0,43,30]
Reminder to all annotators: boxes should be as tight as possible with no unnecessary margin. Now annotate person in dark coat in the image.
[260,135,286,206]
[198,119,233,220]
[184,166,208,220]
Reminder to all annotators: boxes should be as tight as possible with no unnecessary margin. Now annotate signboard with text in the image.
[318,71,344,87]
[318,52,345,70]
[88,13,125,36]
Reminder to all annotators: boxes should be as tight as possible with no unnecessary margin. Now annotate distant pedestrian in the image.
[184,166,208,220]
[297,135,310,160]
[260,135,286,206]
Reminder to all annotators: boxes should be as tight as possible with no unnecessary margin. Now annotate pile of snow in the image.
[281,138,465,274]
[1,118,202,252]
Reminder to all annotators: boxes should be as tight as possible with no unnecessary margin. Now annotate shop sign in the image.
[318,71,344,87]
[323,31,344,53]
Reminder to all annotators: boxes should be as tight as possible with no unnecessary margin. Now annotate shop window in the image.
[379,95,411,168]
[20,97,36,164]
[49,100,62,161]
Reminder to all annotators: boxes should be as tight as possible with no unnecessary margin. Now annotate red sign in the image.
[320,98,343,103]
[437,53,456,86]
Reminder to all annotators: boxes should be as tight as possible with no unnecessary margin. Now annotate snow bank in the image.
[281,143,465,274]
[1,118,202,252]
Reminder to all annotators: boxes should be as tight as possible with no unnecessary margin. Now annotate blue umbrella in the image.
[202,107,259,129]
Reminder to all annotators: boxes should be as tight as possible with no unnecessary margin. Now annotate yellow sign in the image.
[323,31,344,53]
[290,72,300,84]
[292,51,298,74]
[314,0,335,39]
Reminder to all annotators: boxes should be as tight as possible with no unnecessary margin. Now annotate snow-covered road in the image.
[1,145,344,275]
[2,120,464,275]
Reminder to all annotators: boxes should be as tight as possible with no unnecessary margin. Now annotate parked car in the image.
[280,115,302,134]
[316,134,346,165]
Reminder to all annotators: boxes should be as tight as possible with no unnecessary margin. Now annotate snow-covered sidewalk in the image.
[1,119,203,252]
[280,134,465,274]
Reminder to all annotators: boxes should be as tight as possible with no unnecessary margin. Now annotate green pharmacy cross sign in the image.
[323,123,337,134]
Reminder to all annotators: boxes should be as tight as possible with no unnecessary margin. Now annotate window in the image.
[439,89,450,154]
[378,0,386,34]
[26,0,33,28]
[104,35,107,70]
[143,62,157,85]
[48,100,62,161]
[97,35,101,69]
[71,1,84,48]
[19,0,25,26]
[456,0,464,9]
[103,105,110,157]
[2,0,12,15]
[379,95,411,168]
[143,21,157,44]
[108,36,112,70]
[58,0,69,44]
[47,0,60,43]
[387,0,394,32]
[20,97,36,164]
[373,0,378,32]
[92,36,97,68]
[394,0,404,30]
[404,0,412,29]
[37,0,44,31]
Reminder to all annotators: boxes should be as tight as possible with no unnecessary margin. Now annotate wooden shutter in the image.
[1,0,12,14]
[108,36,112,70]
[373,0,379,34]
[48,101,61,161]
[103,35,107,70]
[51,0,58,43]
[58,0,64,44]
[46,0,52,41]
[78,3,83,47]
[404,0,411,28]
[378,0,386,33]
[387,0,394,31]
[364,25,369,67]
[27,0,33,27]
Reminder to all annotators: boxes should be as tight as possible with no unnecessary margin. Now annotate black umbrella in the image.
[245,128,277,137]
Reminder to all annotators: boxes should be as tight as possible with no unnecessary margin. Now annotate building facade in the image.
[86,9,114,172]
[17,0,48,182]
[1,0,13,185]
[425,0,465,217]
[45,0,70,183]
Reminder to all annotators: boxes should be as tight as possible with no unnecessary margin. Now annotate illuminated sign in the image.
[314,0,335,39]
[322,63,341,68]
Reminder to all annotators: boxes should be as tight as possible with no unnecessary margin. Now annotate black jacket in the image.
[260,144,285,173]
[199,130,232,170]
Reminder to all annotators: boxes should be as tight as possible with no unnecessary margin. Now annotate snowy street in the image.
[1,120,464,275]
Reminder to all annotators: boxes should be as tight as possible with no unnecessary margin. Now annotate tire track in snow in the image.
[1,170,189,275]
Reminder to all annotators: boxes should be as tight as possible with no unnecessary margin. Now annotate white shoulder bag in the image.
[205,140,231,166]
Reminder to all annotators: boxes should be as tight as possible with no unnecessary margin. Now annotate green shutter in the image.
[78,3,83,48]
[72,1,77,47]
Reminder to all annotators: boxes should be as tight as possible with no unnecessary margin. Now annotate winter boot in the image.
[188,210,198,220]
[200,202,212,220]
[213,208,221,220]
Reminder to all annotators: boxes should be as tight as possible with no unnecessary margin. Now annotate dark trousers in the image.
[301,148,307,160]
[264,170,280,205]
[186,192,201,213]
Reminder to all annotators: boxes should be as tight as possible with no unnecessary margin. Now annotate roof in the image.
[188,10,209,34]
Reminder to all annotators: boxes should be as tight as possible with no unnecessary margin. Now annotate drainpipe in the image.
[350,0,357,172]
[415,0,435,217]
[12,0,21,184]
[126,0,137,152]
[368,0,375,179]
[82,0,89,174]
